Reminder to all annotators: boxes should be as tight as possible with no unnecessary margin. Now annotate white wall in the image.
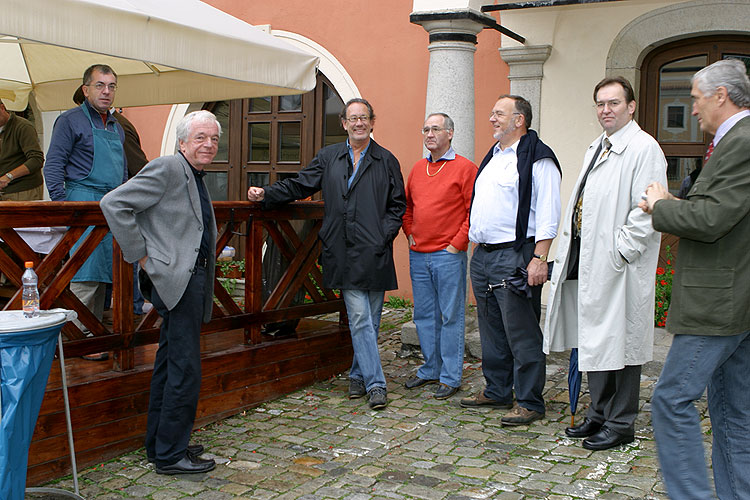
[499,0,687,209]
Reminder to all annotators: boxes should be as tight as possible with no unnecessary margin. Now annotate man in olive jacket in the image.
[640,59,750,500]
[248,98,406,410]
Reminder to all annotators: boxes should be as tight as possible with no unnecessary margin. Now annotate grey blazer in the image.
[100,153,217,321]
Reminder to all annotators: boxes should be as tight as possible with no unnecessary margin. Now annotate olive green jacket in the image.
[652,116,750,336]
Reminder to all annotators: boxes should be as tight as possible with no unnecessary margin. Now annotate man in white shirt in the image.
[460,95,561,426]
[545,77,666,451]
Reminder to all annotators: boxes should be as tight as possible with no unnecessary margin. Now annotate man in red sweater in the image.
[403,113,478,399]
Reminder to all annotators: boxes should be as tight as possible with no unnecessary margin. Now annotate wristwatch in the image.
[533,253,548,262]
[4,173,13,181]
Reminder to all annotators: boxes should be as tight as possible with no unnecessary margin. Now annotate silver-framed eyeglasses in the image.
[594,99,622,110]
[421,126,447,134]
[345,115,370,123]
[89,82,118,92]
[489,111,521,119]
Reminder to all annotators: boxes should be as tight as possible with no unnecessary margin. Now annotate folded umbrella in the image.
[568,348,582,427]
[487,263,554,298]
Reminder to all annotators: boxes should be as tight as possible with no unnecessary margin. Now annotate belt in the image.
[478,237,534,252]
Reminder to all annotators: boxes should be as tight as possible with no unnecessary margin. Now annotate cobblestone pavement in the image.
[47,308,712,499]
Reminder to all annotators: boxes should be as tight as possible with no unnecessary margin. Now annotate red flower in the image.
[664,311,668,316]
[658,301,663,308]
[666,260,671,265]
[671,269,675,275]
[656,267,665,275]
[660,280,667,286]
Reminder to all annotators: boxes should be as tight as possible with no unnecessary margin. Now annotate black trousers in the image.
[469,242,546,414]
[145,266,206,466]
[586,365,641,435]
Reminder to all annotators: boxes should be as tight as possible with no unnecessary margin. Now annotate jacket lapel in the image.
[178,154,202,222]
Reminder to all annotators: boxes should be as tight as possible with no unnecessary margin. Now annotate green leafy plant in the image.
[218,259,245,278]
[216,259,245,297]
[654,246,674,327]
[384,295,413,309]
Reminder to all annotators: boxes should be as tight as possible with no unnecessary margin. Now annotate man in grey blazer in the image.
[101,110,219,475]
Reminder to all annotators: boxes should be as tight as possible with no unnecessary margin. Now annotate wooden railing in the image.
[0,200,346,370]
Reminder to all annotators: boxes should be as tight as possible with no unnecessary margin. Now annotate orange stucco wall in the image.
[122,1,509,300]
[119,105,173,162]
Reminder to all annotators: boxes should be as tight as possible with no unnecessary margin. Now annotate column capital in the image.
[498,44,552,79]
[410,9,494,44]
[497,44,552,132]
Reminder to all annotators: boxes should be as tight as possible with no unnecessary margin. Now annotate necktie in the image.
[704,141,714,163]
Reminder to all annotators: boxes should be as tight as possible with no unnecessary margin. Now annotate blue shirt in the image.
[44,100,127,201]
[426,146,456,162]
[346,139,370,189]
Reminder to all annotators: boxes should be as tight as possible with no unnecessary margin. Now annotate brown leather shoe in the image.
[459,390,513,409]
[501,405,544,426]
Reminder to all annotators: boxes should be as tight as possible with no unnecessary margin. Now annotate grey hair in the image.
[692,59,750,108]
[426,112,454,131]
[176,110,222,144]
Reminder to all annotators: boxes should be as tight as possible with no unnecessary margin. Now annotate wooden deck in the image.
[0,201,350,485]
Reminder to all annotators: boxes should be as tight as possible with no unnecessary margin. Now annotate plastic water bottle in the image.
[22,261,40,318]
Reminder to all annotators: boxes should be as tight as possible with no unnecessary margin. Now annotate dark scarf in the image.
[471,129,561,251]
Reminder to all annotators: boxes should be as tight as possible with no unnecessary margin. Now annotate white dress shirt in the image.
[469,139,561,244]
[714,109,750,146]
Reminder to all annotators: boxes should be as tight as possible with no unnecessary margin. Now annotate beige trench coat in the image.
[543,120,667,372]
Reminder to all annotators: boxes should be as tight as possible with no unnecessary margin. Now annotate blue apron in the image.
[66,104,124,283]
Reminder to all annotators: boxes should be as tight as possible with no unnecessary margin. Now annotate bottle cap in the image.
[25,261,33,268]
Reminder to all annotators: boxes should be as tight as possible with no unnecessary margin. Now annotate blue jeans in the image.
[410,249,466,388]
[342,289,386,392]
[651,331,750,500]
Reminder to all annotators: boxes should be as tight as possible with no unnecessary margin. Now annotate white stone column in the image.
[411,11,494,161]
[498,45,552,133]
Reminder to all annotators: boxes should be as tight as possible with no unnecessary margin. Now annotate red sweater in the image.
[403,154,478,252]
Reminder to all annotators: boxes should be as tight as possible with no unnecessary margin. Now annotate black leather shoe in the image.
[148,444,204,463]
[404,376,438,389]
[156,454,216,475]
[582,426,634,451]
[565,418,602,438]
[187,444,205,457]
[434,383,458,400]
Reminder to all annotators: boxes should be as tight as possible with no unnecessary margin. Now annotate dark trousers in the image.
[586,365,641,435]
[469,243,546,413]
[145,267,206,466]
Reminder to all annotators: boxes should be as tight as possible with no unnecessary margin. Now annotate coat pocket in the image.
[146,246,171,265]
[680,268,734,329]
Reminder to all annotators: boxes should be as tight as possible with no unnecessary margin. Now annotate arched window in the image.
[198,73,345,201]
[640,36,750,195]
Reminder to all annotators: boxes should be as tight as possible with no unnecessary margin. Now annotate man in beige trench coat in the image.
[543,76,666,451]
